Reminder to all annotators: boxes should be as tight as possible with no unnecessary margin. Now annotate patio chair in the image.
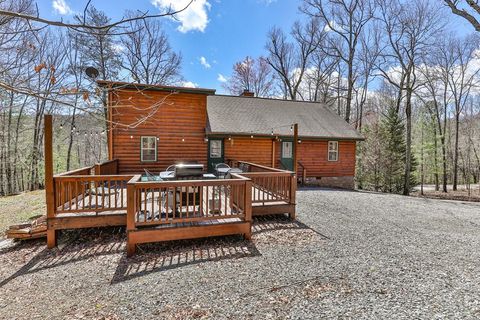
[215,163,231,179]
[144,169,160,181]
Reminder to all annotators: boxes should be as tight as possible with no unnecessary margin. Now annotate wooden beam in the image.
[293,123,298,176]
[128,222,251,245]
[271,139,275,168]
[48,214,126,229]
[252,204,295,216]
[44,115,57,248]
[107,90,113,160]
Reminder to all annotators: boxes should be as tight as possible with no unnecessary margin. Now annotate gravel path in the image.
[1,189,479,319]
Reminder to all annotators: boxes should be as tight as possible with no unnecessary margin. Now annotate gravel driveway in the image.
[1,189,479,319]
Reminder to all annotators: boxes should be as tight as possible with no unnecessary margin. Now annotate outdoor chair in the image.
[215,163,231,179]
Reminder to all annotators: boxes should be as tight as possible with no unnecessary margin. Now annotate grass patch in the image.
[0,190,45,235]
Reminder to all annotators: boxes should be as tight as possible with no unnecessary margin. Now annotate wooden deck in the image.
[44,115,296,256]
[46,161,295,256]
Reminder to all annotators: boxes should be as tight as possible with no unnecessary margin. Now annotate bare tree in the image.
[223,56,275,97]
[446,34,480,190]
[0,0,193,35]
[444,0,480,31]
[376,0,444,195]
[302,0,374,123]
[265,18,323,100]
[353,21,381,131]
[121,17,182,85]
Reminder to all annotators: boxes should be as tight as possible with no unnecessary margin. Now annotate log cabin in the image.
[99,80,363,189]
[43,81,363,255]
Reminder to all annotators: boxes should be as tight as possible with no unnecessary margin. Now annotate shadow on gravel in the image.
[0,227,125,288]
[1,216,323,287]
[111,236,261,284]
[253,214,330,239]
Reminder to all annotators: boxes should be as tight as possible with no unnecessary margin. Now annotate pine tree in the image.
[380,106,416,194]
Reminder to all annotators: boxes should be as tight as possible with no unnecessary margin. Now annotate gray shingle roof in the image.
[206,95,364,140]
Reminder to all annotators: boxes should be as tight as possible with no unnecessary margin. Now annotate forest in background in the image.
[1,0,480,197]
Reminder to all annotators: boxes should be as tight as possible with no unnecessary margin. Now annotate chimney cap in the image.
[240,89,254,97]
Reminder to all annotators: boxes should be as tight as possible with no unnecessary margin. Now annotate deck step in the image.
[6,215,47,240]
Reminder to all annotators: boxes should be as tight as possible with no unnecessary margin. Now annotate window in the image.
[141,136,157,162]
[210,140,222,158]
[328,141,338,161]
[282,141,293,158]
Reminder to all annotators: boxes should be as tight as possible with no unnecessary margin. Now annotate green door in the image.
[280,139,294,171]
[208,139,224,172]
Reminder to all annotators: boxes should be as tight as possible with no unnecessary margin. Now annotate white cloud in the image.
[181,81,198,88]
[259,0,277,5]
[112,44,126,53]
[199,56,211,69]
[52,0,72,15]
[217,74,227,83]
[151,0,211,33]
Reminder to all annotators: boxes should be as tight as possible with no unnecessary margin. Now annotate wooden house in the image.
[100,81,363,189]
[43,81,362,256]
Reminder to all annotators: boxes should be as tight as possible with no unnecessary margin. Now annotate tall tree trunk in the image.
[345,56,354,123]
[403,72,413,196]
[433,124,439,191]
[453,111,460,191]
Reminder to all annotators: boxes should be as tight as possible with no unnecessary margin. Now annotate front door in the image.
[208,139,224,172]
[281,139,294,171]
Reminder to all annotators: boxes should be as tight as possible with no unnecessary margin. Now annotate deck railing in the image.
[53,174,132,214]
[94,159,118,175]
[52,159,130,214]
[236,161,296,206]
[126,174,252,229]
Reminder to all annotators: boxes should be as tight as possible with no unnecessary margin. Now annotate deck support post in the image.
[289,174,297,220]
[271,139,275,168]
[126,179,137,257]
[244,179,252,240]
[44,115,57,248]
[293,123,298,176]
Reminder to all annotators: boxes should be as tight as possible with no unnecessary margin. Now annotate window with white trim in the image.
[141,136,157,162]
[328,141,338,161]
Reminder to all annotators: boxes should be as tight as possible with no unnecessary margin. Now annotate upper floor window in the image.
[141,136,157,162]
[328,141,338,161]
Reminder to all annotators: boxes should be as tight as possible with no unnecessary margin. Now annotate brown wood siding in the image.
[109,89,208,174]
[224,137,274,167]
[108,89,358,177]
[296,140,356,177]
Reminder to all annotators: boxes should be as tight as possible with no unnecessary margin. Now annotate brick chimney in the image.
[240,89,254,97]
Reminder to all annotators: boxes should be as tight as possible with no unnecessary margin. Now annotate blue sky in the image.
[39,0,301,93]
[39,0,474,94]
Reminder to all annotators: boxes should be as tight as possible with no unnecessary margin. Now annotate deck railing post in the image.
[244,179,252,240]
[126,175,139,257]
[44,115,57,248]
[289,173,297,220]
